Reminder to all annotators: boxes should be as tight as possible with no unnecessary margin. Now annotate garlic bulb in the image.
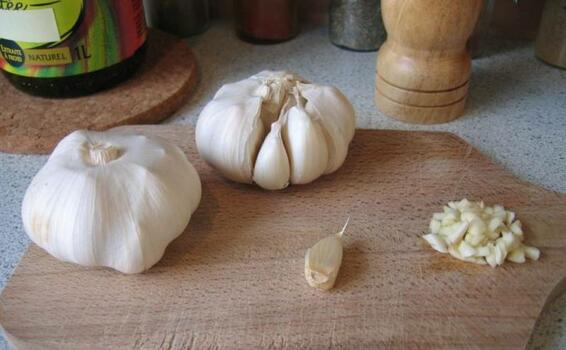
[21,130,201,274]
[423,199,540,267]
[305,219,349,290]
[196,71,356,190]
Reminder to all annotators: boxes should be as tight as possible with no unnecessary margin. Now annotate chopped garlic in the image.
[423,233,448,253]
[524,246,541,260]
[422,199,540,267]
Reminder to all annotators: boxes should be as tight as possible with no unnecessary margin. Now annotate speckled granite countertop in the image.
[1,22,565,349]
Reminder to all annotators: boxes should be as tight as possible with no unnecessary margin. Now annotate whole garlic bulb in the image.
[21,130,201,274]
[196,71,356,190]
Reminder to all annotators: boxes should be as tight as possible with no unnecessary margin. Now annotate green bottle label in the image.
[0,0,147,78]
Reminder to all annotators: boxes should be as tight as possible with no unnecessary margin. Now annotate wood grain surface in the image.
[1,125,565,349]
[0,30,198,155]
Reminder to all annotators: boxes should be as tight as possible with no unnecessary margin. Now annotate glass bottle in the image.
[143,0,210,37]
[329,0,384,51]
[0,0,147,98]
[235,0,300,44]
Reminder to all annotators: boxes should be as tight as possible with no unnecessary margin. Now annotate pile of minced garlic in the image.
[423,199,540,267]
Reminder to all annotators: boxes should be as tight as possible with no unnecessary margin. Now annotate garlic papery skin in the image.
[195,96,265,183]
[296,83,356,174]
[283,96,329,185]
[195,70,356,190]
[21,130,202,274]
[422,199,540,268]
[305,219,349,290]
[252,121,290,190]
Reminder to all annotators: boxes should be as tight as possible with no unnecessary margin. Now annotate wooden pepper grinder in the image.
[535,0,566,69]
[375,0,483,124]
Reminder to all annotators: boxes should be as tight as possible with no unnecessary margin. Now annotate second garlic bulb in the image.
[196,71,356,190]
[21,130,202,274]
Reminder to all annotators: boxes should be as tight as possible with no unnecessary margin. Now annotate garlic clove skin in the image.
[252,121,291,190]
[213,77,265,100]
[305,219,348,290]
[305,234,343,290]
[297,83,356,174]
[22,130,201,274]
[305,245,339,290]
[196,96,265,183]
[283,102,329,185]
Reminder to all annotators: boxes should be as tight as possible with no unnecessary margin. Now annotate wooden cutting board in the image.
[1,125,565,349]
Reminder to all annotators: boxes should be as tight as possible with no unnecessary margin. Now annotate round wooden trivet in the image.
[0,29,198,154]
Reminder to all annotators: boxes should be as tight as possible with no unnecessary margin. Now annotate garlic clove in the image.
[441,214,457,226]
[448,245,486,265]
[297,83,356,174]
[429,219,441,234]
[432,212,445,221]
[488,217,504,233]
[305,219,348,290]
[196,97,265,183]
[253,121,291,190]
[494,241,508,265]
[283,102,329,185]
[476,246,491,257]
[510,220,523,236]
[465,232,485,247]
[423,233,448,253]
[468,218,486,237]
[486,253,498,268]
[507,247,526,263]
[446,221,469,244]
[524,246,541,261]
[461,211,481,223]
[458,198,472,209]
[458,241,476,258]
[505,211,516,225]
[500,231,519,251]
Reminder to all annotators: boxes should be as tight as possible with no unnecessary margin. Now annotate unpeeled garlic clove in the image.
[283,97,329,185]
[253,121,290,190]
[297,83,356,174]
[195,96,265,183]
[305,219,348,290]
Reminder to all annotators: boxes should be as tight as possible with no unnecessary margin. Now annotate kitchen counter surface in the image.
[1,22,565,349]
